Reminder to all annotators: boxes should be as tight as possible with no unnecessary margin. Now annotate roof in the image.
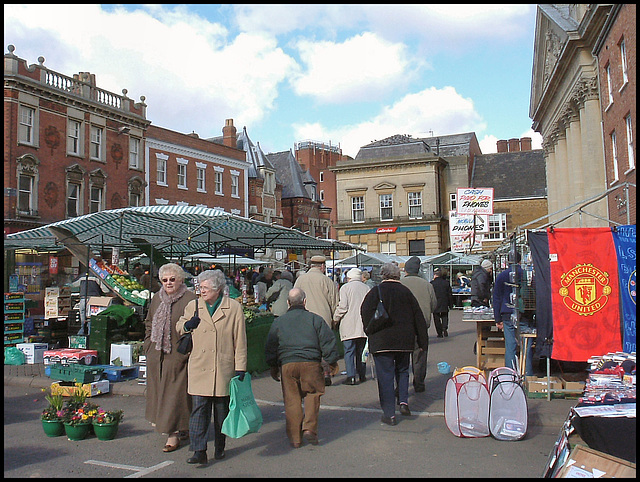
[422,251,483,266]
[333,252,412,267]
[267,150,315,199]
[4,205,355,256]
[354,132,478,160]
[471,149,547,199]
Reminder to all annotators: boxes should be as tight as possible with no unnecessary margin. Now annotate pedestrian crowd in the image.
[142,254,518,466]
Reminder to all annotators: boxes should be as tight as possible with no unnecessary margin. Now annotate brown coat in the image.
[143,288,196,434]
[177,295,247,397]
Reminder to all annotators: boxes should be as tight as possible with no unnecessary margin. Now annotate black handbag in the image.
[177,298,199,355]
[365,285,392,335]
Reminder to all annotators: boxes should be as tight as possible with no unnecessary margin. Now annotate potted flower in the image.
[92,409,124,441]
[61,383,99,441]
[41,388,65,437]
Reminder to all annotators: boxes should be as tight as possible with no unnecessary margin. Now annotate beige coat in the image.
[333,279,371,340]
[400,274,437,328]
[294,267,339,326]
[177,295,247,397]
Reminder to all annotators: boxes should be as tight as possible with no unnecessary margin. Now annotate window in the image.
[197,166,206,192]
[215,171,223,194]
[626,115,635,171]
[129,192,140,207]
[620,39,628,86]
[611,131,619,182]
[128,177,143,207]
[90,126,103,160]
[408,192,422,219]
[67,119,82,155]
[156,155,167,185]
[380,241,396,255]
[319,190,325,202]
[67,183,81,218]
[450,193,457,211]
[129,137,140,169]
[19,105,36,145]
[177,163,187,188]
[319,171,324,182]
[606,64,614,106]
[90,186,103,213]
[379,194,393,221]
[409,239,425,256]
[231,173,239,197]
[351,196,365,223]
[18,174,34,214]
[487,213,507,240]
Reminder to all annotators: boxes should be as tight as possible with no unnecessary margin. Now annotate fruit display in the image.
[89,258,149,306]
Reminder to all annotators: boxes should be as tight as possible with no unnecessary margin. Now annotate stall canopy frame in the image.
[4,205,359,257]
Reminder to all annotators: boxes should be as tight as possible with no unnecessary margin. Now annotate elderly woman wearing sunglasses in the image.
[144,262,197,453]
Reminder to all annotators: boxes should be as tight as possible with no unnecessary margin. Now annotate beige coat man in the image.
[293,257,339,327]
[177,295,247,397]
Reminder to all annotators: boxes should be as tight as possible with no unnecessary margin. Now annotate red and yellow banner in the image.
[547,228,622,361]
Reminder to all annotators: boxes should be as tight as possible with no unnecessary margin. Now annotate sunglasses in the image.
[161,277,177,283]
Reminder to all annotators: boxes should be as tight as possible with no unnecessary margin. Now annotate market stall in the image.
[422,251,482,307]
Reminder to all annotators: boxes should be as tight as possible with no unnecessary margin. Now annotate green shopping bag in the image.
[221,373,263,438]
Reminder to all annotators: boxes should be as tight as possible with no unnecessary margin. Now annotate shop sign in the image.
[456,188,494,215]
[49,256,59,275]
[376,227,397,233]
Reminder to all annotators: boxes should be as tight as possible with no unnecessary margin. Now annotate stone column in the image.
[554,130,571,225]
[566,103,584,205]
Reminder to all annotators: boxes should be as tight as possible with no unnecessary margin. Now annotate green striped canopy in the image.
[4,205,355,256]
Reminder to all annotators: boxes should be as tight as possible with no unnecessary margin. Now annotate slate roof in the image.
[355,132,478,160]
[471,149,547,199]
[207,126,272,179]
[266,150,314,199]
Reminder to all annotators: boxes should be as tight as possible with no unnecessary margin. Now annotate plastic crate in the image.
[47,363,104,383]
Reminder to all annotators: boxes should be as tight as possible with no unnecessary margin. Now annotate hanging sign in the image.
[49,256,59,275]
[449,211,488,236]
[456,188,494,215]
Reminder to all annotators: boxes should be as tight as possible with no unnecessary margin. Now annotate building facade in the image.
[593,3,636,225]
[530,4,635,227]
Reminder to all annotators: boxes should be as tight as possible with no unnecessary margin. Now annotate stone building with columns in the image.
[530,4,613,227]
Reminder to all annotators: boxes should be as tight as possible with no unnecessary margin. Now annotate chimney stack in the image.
[223,119,237,149]
[497,140,508,153]
[508,138,520,152]
[520,137,532,151]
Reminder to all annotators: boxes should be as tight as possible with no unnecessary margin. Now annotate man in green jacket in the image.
[265,288,340,448]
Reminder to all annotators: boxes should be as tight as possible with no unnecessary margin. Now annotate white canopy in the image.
[182,253,267,266]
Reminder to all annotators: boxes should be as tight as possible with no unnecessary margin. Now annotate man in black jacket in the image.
[265,288,340,448]
[430,268,454,338]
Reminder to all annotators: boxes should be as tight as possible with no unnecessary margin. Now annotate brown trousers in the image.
[280,361,326,444]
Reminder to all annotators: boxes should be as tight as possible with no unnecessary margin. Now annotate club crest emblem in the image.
[559,263,611,316]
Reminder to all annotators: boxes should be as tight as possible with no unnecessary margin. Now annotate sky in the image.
[4,4,543,158]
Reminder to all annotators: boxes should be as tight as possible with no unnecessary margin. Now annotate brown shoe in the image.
[302,430,318,445]
[290,442,302,448]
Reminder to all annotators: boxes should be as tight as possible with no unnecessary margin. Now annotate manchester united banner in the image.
[547,227,622,361]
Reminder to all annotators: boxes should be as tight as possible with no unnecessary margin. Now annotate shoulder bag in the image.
[365,284,393,335]
[177,296,198,355]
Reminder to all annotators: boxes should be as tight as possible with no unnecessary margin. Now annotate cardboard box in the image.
[43,348,98,366]
[561,378,586,392]
[88,296,113,317]
[50,379,110,398]
[558,444,636,478]
[526,376,563,393]
[16,342,48,364]
[110,344,134,367]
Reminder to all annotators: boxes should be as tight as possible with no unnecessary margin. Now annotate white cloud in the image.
[294,86,486,157]
[291,32,414,103]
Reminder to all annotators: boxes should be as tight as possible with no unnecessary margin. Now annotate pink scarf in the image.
[150,283,187,353]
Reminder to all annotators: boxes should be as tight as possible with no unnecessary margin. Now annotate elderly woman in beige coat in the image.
[144,263,196,453]
[177,269,247,466]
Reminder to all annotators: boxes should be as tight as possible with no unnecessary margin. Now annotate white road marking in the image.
[84,459,174,478]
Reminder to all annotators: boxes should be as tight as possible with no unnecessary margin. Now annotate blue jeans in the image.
[502,314,534,376]
[343,338,366,379]
[373,352,411,418]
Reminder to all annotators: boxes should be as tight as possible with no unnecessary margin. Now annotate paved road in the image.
[4,310,578,478]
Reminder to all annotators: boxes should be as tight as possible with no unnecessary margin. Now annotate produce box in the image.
[68,335,87,349]
[526,375,563,396]
[47,363,104,383]
[50,379,110,398]
[43,348,98,366]
[557,444,636,478]
[110,343,134,367]
[88,296,113,317]
[16,342,48,364]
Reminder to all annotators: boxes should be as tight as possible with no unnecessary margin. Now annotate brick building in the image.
[593,3,636,225]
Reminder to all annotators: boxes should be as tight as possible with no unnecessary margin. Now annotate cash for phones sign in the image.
[456,188,494,215]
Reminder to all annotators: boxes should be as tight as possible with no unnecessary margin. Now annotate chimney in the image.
[508,138,520,152]
[520,137,532,151]
[497,140,508,153]
[223,119,237,149]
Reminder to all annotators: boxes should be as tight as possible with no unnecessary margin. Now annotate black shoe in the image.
[437,334,444,338]
[214,448,225,460]
[399,403,411,416]
[381,415,397,426]
[444,330,448,337]
[343,376,358,385]
[324,376,332,386]
[302,430,319,445]
[187,451,207,465]
[414,385,425,393]
[359,375,366,383]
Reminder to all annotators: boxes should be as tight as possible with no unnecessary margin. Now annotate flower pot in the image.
[92,422,119,441]
[42,419,65,437]
[64,422,91,441]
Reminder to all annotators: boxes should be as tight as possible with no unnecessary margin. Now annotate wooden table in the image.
[462,318,505,370]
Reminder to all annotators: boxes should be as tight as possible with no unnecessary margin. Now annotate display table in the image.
[462,318,504,370]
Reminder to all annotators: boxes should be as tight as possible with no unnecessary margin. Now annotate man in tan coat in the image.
[294,255,339,385]
[177,269,247,466]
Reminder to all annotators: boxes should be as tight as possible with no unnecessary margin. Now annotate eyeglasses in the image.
[161,277,176,283]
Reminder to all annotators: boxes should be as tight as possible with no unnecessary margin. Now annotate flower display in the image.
[93,409,124,425]
[40,387,64,421]
[62,402,99,426]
